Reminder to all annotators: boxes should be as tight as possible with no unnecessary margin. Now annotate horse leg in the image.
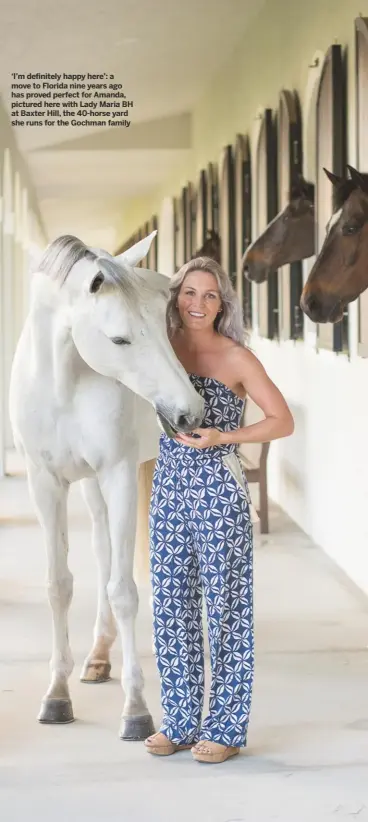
[98,459,155,741]
[26,461,74,724]
[79,477,117,683]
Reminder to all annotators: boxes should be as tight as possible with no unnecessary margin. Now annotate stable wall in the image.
[118,0,368,596]
[0,95,46,473]
[118,0,364,241]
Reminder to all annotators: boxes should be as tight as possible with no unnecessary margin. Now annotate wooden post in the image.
[134,458,156,585]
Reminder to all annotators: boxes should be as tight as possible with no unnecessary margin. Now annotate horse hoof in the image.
[80,661,111,684]
[38,698,74,724]
[120,714,155,741]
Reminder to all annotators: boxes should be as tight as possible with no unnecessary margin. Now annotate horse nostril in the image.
[177,411,204,431]
[305,295,320,314]
[177,414,192,431]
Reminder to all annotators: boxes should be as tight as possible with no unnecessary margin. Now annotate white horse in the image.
[9,231,204,740]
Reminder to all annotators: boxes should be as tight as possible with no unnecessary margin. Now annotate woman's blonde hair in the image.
[167,256,247,345]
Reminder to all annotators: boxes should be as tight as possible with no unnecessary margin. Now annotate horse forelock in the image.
[35,235,162,304]
[334,177,368,210]
[36,235,97,285]
[290,177,314,202]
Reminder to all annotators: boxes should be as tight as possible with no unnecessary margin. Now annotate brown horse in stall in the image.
[300,166,368,323]
[242,176,315,284]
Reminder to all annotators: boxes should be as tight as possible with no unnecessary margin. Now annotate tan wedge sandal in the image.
[145,732,193,756]
[191,740,240,764]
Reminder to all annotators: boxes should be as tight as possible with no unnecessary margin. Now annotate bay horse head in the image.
[242,175,315,283]
[300,166,368,323]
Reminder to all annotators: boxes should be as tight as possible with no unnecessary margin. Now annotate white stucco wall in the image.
[251,335,368,595]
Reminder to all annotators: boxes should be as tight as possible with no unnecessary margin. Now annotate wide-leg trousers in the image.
[149,446,254,748]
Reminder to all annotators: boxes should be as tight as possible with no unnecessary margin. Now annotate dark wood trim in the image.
[316,44,347,353]
[191,185,197,258]
[207,162,219,233]
[136,227,143,267]
[173,197,179,271]
[143,221,150,268]
[332,44,348,352]
[181,187,188,263]
[152,215,158,269]
[235,134,252,327]
[355,17,368,357]
[173,190,188,270]
[256,109,278,340]
[220,144,236,286]
[185,182,196,259]
[279,90,304,340]
[196,169,207,249]
[266,109,279,340]
[146,216,158,270]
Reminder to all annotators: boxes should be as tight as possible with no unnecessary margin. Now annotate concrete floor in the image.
[1,455,368,821]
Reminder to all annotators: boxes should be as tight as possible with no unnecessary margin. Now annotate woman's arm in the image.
[220,348,294,445]
[175,348,294,450]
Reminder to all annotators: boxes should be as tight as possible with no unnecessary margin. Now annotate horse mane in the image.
[36,236,96,284]
[333,175,368,209]
[96,256,142,301]
[35,234,144,299]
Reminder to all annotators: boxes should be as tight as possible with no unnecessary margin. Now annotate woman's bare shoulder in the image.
[223,339,260,363]
[215,334,243,354]
[230,344,267,381]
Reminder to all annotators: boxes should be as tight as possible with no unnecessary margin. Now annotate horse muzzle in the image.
[155,404,205,439]
[300,291,344,323]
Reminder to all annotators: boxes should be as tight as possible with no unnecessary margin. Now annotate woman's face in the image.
[177,271,222,331]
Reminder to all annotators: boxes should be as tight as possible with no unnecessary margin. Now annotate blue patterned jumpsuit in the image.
[149,374,254,748]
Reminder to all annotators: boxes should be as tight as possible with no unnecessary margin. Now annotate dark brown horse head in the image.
[301,166,368,323]
[242,175,315,284]
[195,230,221,264]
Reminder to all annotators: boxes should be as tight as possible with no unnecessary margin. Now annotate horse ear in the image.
[323,168,344,187]
[115,231,157,268]
[346,165,368,194]
[290,174,314,201]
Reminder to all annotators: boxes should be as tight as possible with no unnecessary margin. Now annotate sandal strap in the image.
[193,741,223,752]
[146,732,169,743]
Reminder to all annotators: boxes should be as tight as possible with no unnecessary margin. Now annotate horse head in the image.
[34,232,204,435]
[242,175,315,283]
[301,166,368,323]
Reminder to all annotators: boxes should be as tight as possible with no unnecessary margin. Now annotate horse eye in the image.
[111,337,131,345]
[343,224,360,236]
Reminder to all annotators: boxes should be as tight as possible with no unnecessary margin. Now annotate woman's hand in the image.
[175,427,223,449]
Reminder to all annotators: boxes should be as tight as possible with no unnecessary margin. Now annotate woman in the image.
[145,257,294,764]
